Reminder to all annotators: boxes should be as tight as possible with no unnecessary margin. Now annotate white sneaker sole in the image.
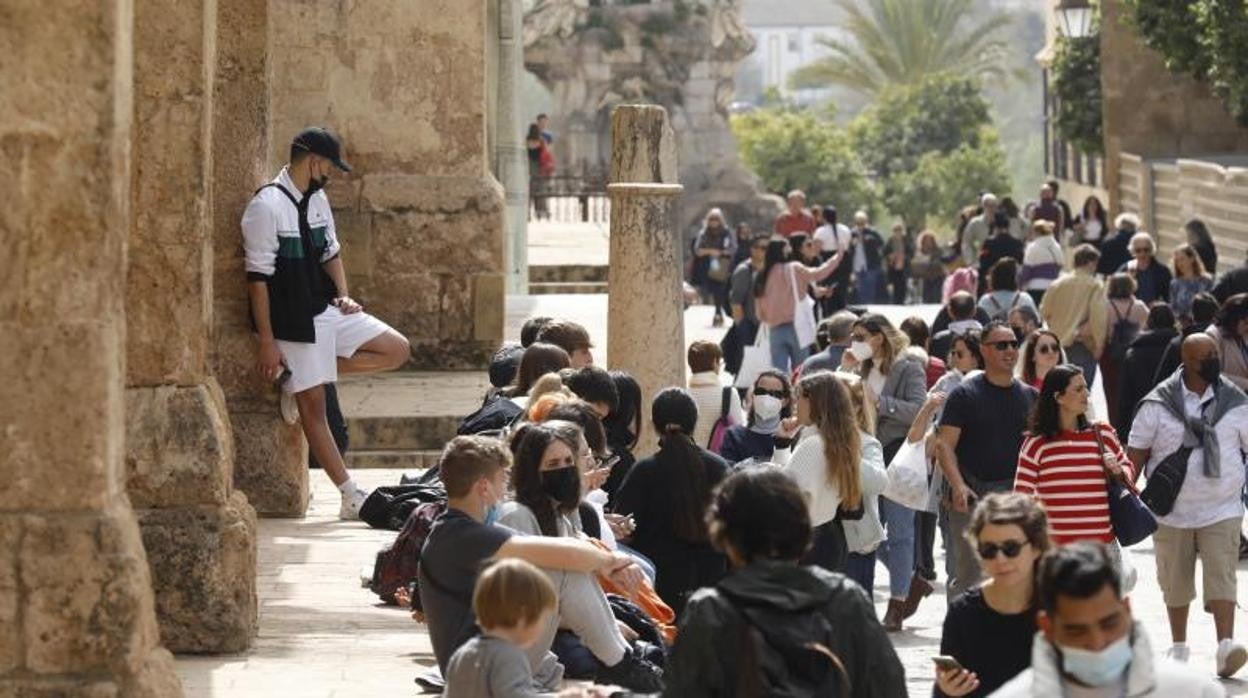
[1219,645,1247,678]
[280,391,300,425]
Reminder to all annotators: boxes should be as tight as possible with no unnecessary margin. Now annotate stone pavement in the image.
[172,467,1248,696]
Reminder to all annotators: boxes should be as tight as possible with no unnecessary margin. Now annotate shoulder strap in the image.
[1010,292,1022,309]
[255,182,301,208]
[720,386,733,420]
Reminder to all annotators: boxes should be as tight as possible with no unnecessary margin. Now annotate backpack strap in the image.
[255,182,302,209]
[720,386,733,421]
[1010,292,1022,309]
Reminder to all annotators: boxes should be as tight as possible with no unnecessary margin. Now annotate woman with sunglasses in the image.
[1014,364,1135,551]
[717,370,794,465]
[934,493,1051,697]
[1017,329,1066,391]
[848,314,929,627]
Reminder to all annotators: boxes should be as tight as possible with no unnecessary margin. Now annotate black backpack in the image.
[358,483,446,530]
[457,394,524,436]
[1106,302,1140,362]
[1139,445,1193,516]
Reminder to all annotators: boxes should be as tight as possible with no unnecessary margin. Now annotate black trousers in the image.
[914,511,938,581]
[802,519,848,574]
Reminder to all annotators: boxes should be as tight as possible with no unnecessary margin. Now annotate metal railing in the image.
[528,175,610,223]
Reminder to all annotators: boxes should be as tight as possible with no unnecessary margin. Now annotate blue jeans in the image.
[768,322,809,373]
[844,552,876,600]
[878,497,916,599]
[1066,342,1098,386]
[853,268,884,304]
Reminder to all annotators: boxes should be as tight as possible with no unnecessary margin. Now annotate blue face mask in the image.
[1058,634,1132,686]
[484,503,502,527]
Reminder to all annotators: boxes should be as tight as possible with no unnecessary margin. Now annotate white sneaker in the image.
[1217,638,1247,678]
[1165,644,1190,663]
[279,391,300,425]
[338,487,369,521]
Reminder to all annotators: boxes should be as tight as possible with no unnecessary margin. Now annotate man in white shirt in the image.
[1127,333,1248,677]
[963,193,997,266]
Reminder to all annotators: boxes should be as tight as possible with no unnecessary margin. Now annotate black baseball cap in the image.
[292,127,352,172]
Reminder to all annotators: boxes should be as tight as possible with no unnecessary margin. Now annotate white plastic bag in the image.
[735,325,772,388]
[883,438,929,511]
[789,265,817,349]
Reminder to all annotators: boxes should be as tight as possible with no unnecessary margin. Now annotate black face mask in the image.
[541,466,581,510]
[306,173,330,196]
[1198,357,1222,385]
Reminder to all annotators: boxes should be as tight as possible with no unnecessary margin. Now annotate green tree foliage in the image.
[1051,35,1103,155]
[729,106,874,215]
[850,74,1011,228]
[788,0,1016,98]
[1124,0,1248,125]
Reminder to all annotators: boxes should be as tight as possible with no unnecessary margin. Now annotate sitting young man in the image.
[993,543,1223,697]
[419,436,663,693]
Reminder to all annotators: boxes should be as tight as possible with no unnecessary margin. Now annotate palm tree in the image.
[789,0,1016,98]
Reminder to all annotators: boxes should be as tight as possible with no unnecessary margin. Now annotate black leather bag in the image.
[1139,445,1193,517]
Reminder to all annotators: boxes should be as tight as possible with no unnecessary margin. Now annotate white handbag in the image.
[789,264,817,349]
[882,438,929,511]
[735,324,772,388]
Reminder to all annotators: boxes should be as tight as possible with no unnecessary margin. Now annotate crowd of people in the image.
[244,123,1248,696]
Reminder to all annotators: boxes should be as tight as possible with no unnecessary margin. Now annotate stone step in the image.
[345,449,442,470]
[528,281,608,295]
[346,415,461,452]
[528,263,609,284]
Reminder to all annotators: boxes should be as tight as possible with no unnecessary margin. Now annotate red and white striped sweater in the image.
[1014,423,1136,545]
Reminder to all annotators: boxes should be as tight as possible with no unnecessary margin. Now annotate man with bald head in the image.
[1128,333,1248,676]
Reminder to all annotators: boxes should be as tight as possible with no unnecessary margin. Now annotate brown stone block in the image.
[0,516,18,676]
[230,412,308,517]
[136,492,257,653]
[439,274,474,342]
[0,323,119,513]
[213,322,269,401]
[359,174,502,215]
[407,339,494,371]
[21,507,161,676]
[0,679,118,698]
[125,384,232,509]
[358,266,441,341]
[472,273,505,343]
[125,239,210,385]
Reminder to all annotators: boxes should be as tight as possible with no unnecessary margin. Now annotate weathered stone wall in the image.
[267,0,507,369]
[1100,0,1248,217]
[1,1,183,693]
[125,0,259,653]
[213,0,310,517]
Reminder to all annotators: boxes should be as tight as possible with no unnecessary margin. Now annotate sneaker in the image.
[1217,638,1247,678]
[595,648,663,693]
[1165,644,1190,663]
[338,487,369,521]
[276,369,299,425]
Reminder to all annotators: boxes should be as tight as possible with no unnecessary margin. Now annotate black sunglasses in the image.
[1035,342,1059,355]
[988,339,1020,351]
[755,388,787,398]
[977,539,1028,560]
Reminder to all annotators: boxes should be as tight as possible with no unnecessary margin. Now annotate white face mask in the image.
[849,340,874,361]
[753,394,783,421]
[1058,634,1132,686]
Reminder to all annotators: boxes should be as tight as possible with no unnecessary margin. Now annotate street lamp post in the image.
[1055,0,1095,39]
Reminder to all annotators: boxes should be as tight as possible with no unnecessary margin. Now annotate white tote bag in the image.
[883,438,930,511]
[735,324,772,388]
[789,264,817,349]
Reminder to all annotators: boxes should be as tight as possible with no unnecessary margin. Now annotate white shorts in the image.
[276,306,392,394]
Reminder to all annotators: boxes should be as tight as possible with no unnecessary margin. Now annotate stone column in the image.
[1,1,183,694]
[497,0,531,294]
[607,105,685,457]
[124,0,259,652]
[212,0,310,517]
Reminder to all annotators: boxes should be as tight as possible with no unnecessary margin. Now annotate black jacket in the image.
[1213,264,1248,303]
[1097,228,1133,277]
[1115,327,1179,440]
[663,561,906,697]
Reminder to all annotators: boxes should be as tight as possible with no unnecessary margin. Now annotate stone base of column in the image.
[231,409,309,517]
[0,505,184,696]
[136,492,257,653]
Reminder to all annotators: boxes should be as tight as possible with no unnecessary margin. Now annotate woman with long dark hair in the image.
[1185,217,1218,275]
[1074,195,1108,247]
[934,493,1051,697]
[602,370,642,506]
[1207,293,1248,391]
[1016,329,1066,391]
[501,421,587,538]
[1014,364,1134,547]
[614,388,730,614]
[753,237,844,372]
[457,342,571,435]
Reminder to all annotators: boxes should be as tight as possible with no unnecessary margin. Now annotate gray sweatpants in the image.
[527,568,629,690]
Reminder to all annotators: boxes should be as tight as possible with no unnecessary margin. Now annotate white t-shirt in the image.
[1127,386,1248,528]
[784,432,842,526]
[1083,217,1104,241]
[813,223,851,254]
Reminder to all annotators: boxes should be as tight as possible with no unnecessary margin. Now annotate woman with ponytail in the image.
[614,387,731,614]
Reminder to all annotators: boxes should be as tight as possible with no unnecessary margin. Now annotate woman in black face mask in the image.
[500,421,587,538]
[614,388,731,615]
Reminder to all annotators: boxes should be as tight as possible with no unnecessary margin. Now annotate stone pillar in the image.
[606,106,685,457]
[1,1,183,694]
[497,0,531,294]
[212,0,310,517]
[126,0,258,652]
